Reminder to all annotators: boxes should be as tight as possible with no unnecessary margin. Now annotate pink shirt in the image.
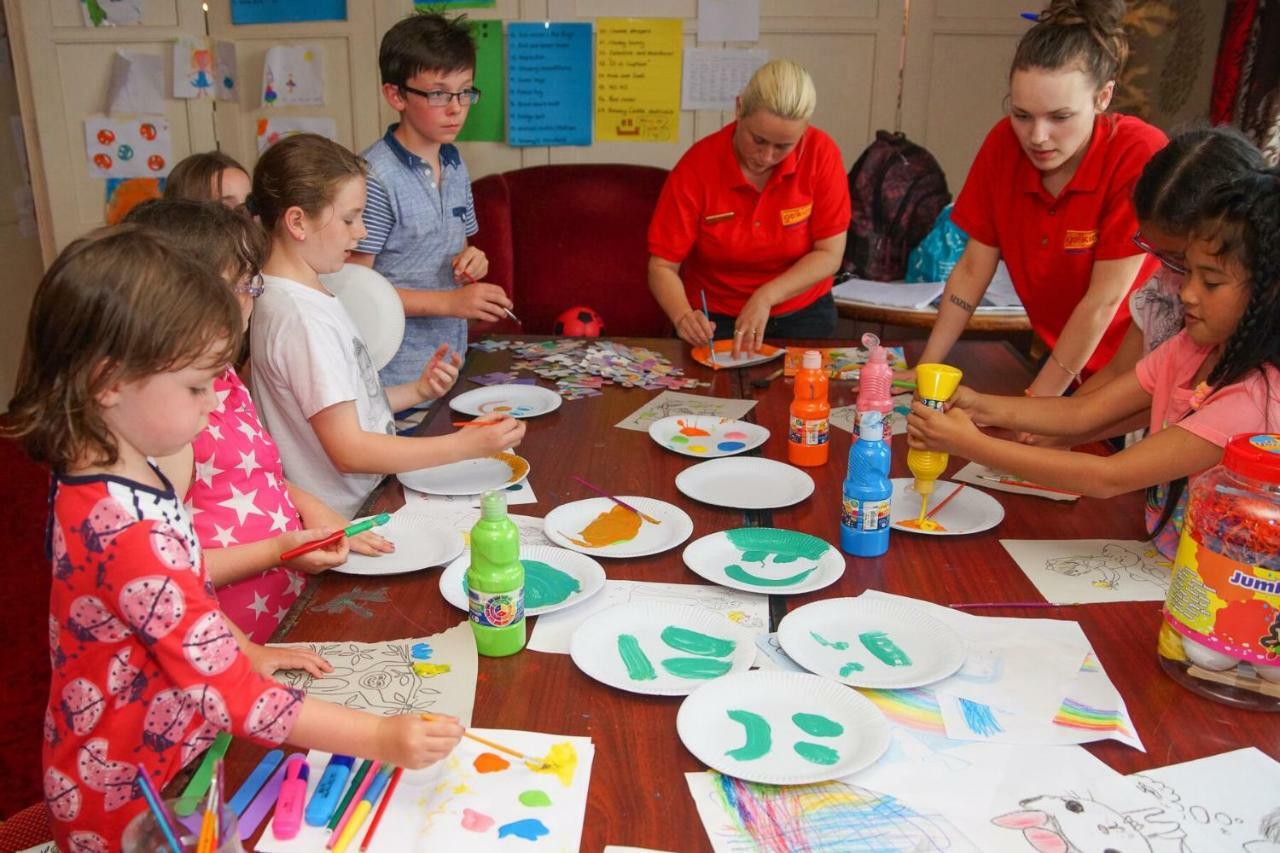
[187,369,305,642]
[1135,331,1280,556]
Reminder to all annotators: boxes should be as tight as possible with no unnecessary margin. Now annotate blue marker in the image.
[227,749,283,817]
[305,754,354,826]
[1020,11,1040,20]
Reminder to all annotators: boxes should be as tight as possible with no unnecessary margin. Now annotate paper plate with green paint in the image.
[438,545,606,617]
[777,596,966,689]
[569,603,754,696]
[682,528,845,595]
[676,670,890,784]
[647,416,770,458]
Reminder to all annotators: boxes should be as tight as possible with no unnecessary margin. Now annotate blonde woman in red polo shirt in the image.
[919,0,1166,396]
[648,59,851,357]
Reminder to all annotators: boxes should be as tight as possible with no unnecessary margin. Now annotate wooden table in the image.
[836,298,1032,332]
[226,336,1279,852]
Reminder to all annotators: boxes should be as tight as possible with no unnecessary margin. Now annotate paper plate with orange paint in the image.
[398,453,531,496]
[691,341,784,370]
[648,415,770,458]
[543,497,693,558]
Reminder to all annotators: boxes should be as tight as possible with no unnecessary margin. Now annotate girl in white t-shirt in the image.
[249,134,525,516]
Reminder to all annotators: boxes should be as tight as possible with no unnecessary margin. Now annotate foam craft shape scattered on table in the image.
[647,415,770,458]
[616,391,757,432]
[999,539,1172,605]
[675,457,815,509]
[448,384,563,418]
[681,528,845,596]
[270,621,477,726]
[543,497,694,558]
[889,478,1006,536]
[333,512,465,576]
[397,453,530,496]
[439,545,607,616]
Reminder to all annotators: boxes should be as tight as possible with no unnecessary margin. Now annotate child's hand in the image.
[416,343,463,401]
[452,247,489,283]
[450,282,513,322]
[456,415,526,456]
[906,399,981,453]
[278,528,349,574]
[348,529,395,557]
[244,642,332,680]
[296,501,394,557]
[945,385,980,412]
[376,714,464,769]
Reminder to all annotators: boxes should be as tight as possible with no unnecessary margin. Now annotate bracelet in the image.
[1048,351,1079,378]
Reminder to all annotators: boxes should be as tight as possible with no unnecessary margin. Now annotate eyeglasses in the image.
[400,85,481,107]
[234,274,265,298]
[1131,232,1188,275]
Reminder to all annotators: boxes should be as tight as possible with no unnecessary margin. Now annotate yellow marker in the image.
[906,363,964,531]
[332,801,372,853]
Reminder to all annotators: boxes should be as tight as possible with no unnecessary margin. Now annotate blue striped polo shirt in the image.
[358,124,479,387]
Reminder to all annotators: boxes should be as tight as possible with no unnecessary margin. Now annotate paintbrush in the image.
[421,714,549,769]
[750,367,784,389]
[452,420,503,428]
[459,270,521,325]
[571,475,661,525]
[700,290,716,366]
[925,483,965,519]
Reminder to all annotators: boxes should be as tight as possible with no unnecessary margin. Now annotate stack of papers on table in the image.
[833,261,1025,314]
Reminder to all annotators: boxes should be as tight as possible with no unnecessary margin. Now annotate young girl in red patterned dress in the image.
[5,226,461,851]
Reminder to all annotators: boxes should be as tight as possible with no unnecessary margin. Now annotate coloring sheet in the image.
[255,116,337,153]
[830,393,912,436]
[80,0,141,27]
[174,38,236,100]
[615,391,757,432]
[954,462,1080,502]
[106,51,165,114]
[257,731,594,852]
[84,115,171,178]
[686,771,980,853]
[270,621,477,726]
[261,44,324,106]
[528,580,768,655]
[1130,748,1280,851]
[1000,539,1172,604]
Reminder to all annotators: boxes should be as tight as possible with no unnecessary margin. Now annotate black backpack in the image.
[844,131,951,281]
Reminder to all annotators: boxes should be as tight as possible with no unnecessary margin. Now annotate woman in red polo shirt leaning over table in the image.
[647,59,851,357]
[919,0,1167,396]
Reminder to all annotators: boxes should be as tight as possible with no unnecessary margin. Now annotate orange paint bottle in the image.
[788,350,830,467]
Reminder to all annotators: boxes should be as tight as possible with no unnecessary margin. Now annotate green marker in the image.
[327,758,373,831]
[467,491,525,657]
[278,513,390,562]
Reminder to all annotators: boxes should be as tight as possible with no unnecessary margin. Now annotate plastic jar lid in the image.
[1222,433,1280,484]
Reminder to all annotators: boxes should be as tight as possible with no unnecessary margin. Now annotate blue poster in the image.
[506,22,592,147]
[231,0,346,25]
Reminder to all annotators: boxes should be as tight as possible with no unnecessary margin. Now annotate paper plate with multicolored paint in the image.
[676,670,890,784]
[449,384,562,418]
[569,603,755,696]
[648,415,770,458]
[439,545,606,617]
[682,528,844,595]
[398,453,530,496]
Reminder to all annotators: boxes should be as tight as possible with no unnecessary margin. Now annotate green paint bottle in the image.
[467,490,525,657]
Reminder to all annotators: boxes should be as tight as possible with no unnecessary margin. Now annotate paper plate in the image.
[397,453,530,496]
[675,458,814,509]
[543,497,694,558]
[648,415,769,458]
[691,341,784,370]
[334,512,466,576]
[569,603,754,696]
[449,384,561,419]
[319,264,405,371]
[889,478,1004,536]
[439,545,606,617]
[682,528,844,595]
[777,597,966,689]
[676,670,890,784]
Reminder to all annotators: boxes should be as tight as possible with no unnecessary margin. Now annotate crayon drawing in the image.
[1001,540,1172,604]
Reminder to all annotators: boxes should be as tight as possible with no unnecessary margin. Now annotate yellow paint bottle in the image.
[906,364,963,527]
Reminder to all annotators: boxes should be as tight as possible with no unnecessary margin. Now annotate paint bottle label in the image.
[841,497,889,531]
[468,587,525,630]
[789,416,829,446]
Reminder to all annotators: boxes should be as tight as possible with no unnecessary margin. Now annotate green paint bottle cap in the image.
[480,489,508,520]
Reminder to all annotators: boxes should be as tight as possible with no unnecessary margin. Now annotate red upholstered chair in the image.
[469,164,674,338]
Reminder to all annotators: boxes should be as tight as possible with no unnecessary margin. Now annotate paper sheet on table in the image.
[830,393,912,436]
[529,580,768,654]
[697,0,760,42]
[270,621,477,726]
[106,51,164,114]
[1129,748,1280,851]
[615,391,757,432]
[261,44,324,107]
[1000,539,1172,604]
[954,462,1081,501]
[400,478,539,510]
[681,48,767,111]
[833,262,1023,311]
[256,731,594,852]
[392,498,552,549]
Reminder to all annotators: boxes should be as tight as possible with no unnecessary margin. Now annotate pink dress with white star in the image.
[44,470,303,852]
[187,369,306,643]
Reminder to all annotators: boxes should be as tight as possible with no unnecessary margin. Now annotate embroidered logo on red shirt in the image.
[780,203,813,227]
[1063,229,1098,251]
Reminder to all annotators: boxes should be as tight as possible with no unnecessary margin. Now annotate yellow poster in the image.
[595,18,682,143]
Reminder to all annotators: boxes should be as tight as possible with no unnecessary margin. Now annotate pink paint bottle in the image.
[855,333,894,439]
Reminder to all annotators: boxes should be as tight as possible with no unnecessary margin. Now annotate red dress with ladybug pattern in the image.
[43,471,303,852]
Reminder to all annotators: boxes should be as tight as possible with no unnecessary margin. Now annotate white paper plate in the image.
[889,478,1005,536]
[676,670,890,784]
[777,597,966,689]
[449,384,562,418]
[569,603,754,696]
[334,512,466,576]
[397,453,530,496]
[320,264,405,371]
[439,545,606,617]
[682,528,844,595]
[648,416,769,458]
[543,497,694,558]
[675,458,814,509]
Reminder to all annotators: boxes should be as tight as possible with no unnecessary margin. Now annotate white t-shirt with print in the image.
[250,274,395,517]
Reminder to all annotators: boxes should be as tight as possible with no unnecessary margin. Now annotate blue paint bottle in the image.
[840,410,891,557]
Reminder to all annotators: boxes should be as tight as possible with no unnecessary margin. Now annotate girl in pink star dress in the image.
[128,200,394,642]
[6,226,461,851]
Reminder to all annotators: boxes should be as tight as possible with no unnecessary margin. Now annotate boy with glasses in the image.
[349,11,514,389]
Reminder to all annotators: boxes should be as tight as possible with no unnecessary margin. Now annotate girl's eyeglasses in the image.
[400,85,481,107]
[1131,232,1189,275]
[235,274,266,298]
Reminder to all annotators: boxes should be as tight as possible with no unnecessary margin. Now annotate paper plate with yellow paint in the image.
[648,415,770,458]
[543,497,693,558]
[398,453,531,496]
[439,545,606,617]
[691,341,784,370]
[889,478,1004,536]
